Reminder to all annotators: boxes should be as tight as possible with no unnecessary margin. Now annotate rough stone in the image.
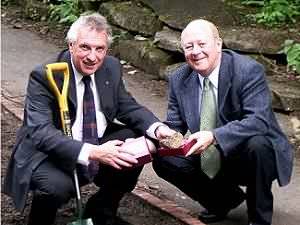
[154,27,182,53]
[24,0,49,21]
[110,25,134,44]
[100,1,163,36]
[268,77,300,112]
[137,0,237,30]
[221,27,300,54]
[113,40,175,77]
[159,62,185,81]
[153,25,300,56]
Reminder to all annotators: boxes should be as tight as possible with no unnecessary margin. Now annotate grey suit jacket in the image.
[165,49,294,187]
[3,50,160,211]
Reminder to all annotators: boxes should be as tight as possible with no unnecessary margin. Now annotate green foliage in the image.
[241,0,300,26]
[281,40,300,75]
[49,0,81,24]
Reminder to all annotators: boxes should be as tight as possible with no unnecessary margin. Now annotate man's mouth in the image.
[192,57,205,63]
[84,62,96,67]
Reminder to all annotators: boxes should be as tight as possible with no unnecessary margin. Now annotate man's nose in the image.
[191,44,202,55]
[86,49,97,61]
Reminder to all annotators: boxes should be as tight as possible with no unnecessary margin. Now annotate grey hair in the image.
[66,13,113,46]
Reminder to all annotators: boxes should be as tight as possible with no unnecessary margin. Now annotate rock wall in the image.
[21,0,300,112]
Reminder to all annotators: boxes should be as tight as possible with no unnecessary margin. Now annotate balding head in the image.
[180,19,222,76]
[181,19,220,47]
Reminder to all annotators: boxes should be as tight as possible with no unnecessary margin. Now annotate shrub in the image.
[281,40,300,75]
[49,0,81,24]
[242,0,300,26]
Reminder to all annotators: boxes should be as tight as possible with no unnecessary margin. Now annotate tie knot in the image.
[82,76,91,86]
[203,78,210,91]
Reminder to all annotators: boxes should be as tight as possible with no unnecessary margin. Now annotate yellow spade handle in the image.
[46,62,72,137]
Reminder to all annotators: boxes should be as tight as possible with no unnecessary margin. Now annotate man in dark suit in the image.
[3,13,174,225]
[152,19,294,225]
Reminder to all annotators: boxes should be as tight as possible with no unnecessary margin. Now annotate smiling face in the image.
[181,20,222,76]
[69,26,108,75]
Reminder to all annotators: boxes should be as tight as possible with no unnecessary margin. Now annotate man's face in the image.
[69,27,108,75]
[181,25,222,76]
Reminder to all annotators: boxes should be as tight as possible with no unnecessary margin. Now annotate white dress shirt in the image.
[197,63,220,113]
[70,60,163,165]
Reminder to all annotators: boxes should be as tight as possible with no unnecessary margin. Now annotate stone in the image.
[113,40,175,78]
[154,27,182,53]
[267,77,300,112]
[137,0,236,30]
[100,1,163,36]
[159,132,184,149]
[159,62,185,81]
[221,27,300,55]
[13,22,23,29]
[110,25,133,44]
[24,0,49,21]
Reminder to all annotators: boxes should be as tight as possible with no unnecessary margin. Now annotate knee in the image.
[152,156,171,177]
[35,177,74,206]
[152,156,192,178]
[245,135,274,161]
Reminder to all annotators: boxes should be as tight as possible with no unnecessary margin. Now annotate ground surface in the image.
[1,108,188,225]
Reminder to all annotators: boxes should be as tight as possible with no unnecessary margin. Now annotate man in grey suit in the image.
[3,13,174,225]
[153,19,294,225]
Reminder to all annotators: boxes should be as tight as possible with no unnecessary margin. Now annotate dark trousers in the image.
[153,135,277,225]
[28,124,143,225]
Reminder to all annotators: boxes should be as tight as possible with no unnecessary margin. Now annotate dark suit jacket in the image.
[165,49,293,187]
[3,50,160,211]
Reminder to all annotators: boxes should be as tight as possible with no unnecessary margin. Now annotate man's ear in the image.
[217,38,222,52]
[68,42,74,53]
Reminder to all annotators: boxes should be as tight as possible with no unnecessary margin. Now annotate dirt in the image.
[1,108,188,225]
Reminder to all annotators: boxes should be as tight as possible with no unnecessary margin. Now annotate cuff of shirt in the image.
[146,122,166,139]
[77,143,94,166]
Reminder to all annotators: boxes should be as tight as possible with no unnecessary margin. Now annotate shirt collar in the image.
[71,58,95,86]
[198,62,220,90]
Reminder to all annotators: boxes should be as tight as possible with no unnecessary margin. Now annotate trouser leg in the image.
[152,154,245,215]
[241,136,277,225]
[84,125,143,224]
[28,160,75,225]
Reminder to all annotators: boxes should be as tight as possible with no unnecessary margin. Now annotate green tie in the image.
[200,78,221,179]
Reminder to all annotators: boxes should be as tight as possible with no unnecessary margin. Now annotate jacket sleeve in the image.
[214,61,271,156]
[164,73,189,134]
[24,65,83,170]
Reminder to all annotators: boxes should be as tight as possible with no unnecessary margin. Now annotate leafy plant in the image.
[49,0,81,24]
[256,0,300,25]
[241,0,300,26]
[281,40,300,75]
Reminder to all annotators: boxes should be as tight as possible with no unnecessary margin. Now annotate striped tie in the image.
[200,78,221,179]
[82,76,99,179]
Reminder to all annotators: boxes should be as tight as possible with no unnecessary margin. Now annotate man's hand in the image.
[155,125,177,140]
[88,140,138,170]
[185,131,215,156]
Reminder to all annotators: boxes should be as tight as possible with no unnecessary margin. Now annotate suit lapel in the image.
[182,71,200,132]
[94,61,113,119]
[217,52,232,126]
